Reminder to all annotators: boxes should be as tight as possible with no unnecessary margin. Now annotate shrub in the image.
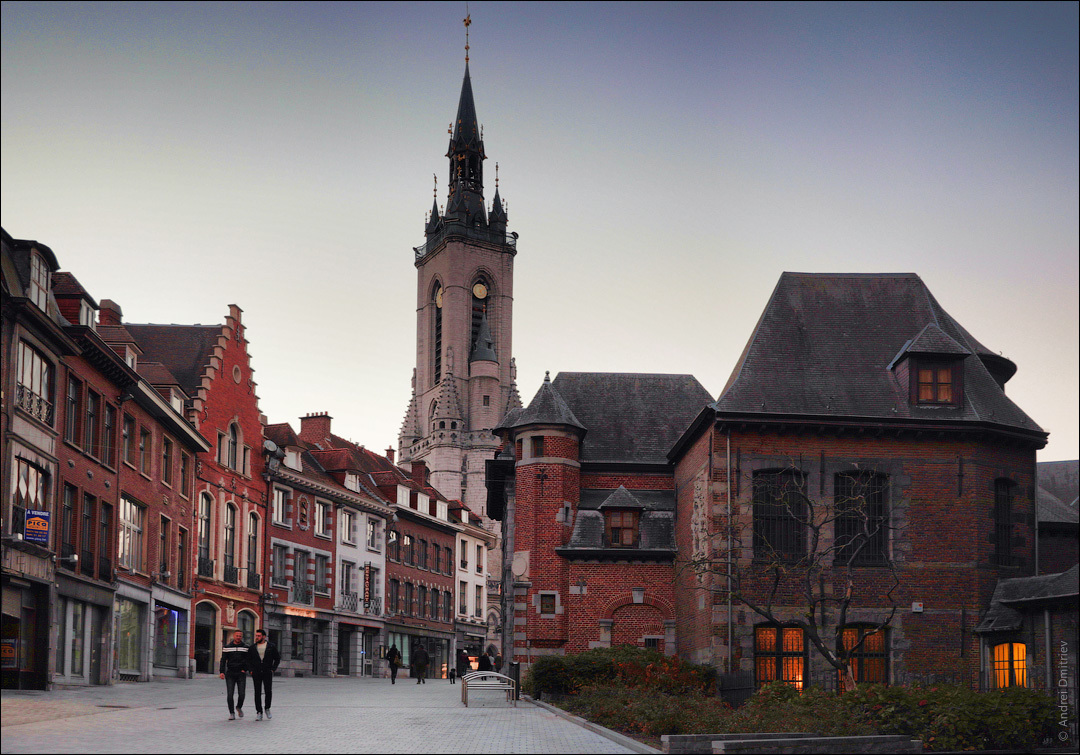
[523,646,716,697]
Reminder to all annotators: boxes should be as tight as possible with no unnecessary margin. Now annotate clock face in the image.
[435,286,443,308]
[472,282,488,299]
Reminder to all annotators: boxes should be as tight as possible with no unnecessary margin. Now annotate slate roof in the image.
[977,565,1079,633]
[497,373,585,433]
[135,360,184,390]
[123,324,222,397]
[1038,460,1078,509]
[715,273,1045,437]
[52,272,97,305]
[1037,487,1079,525]
[550,373,713,465]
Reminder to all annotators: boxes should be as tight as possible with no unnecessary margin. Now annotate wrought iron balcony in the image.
[223,564,239,584]
[247,572,261,591]
[364,596,382,615]
[197,556,215,578]
[16,384,53,424]
[339,591,359,612]
[292,580,313,605]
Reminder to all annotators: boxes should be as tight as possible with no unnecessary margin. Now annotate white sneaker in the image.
[265,709,272,719]
[228,713,236,720]
[256,712,263,721]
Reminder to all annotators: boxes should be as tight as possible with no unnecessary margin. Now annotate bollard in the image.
[508,661,521,700]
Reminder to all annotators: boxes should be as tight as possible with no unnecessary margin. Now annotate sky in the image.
[3,1,1078,461]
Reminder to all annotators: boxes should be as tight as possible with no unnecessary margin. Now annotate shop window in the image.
[992,642,1027,688]
[753,469,807,561]
[839,624,888,685]
[755,625,805,691]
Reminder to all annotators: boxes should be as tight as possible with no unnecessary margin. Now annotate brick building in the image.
[118,306,268,674]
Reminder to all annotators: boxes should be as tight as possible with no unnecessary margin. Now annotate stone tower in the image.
[398,59,521,526]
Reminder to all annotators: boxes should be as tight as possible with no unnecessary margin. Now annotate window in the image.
[387,529,400,561]
[992,642,1027,688]
[753,470,808,561]
[99,504,112,579]
[177,528,188,589]
[460,541,469,570]
[476,544,484,574]
[443,590,452,621]
[247,513,259,578]
[470,276,490,355]
[418,539,428,569]
[12,458,47,537]
[272,488,289,525]
[139,427,151,476]
[179,452,190,497]
[272,545,288,586]
[388,579,400,614]
[403,534,414,565]
[16,341,54,425]
[102,404,116,467]
[315,554,329,593]
[539,593,556,615]
[238,612,255,644]
[367,518,380,550]
[162,437,173,486]
[198,494,212,561]
[81,494,95,576]
[754,625,805,691]
[314,499,329,537]
[834,472,888,565]
[223,505,237,581]
[227,424,239,469]
[433,544,442,573]
[122,415,135,465]
[84,390,99,455]
[404,583,413,615]
[444,547,453,575]
[65,376,82,444]
[159,517,171,578]
[118,496,145,572]
[459,581,468,614]
[60,485,76,562]
[431,588,439,619]
[29,251,50,310]
[341,561,355,594]
[341,510,355,544]
[474,584,483,617]
[915,361,959,405]
[994,479,1016,566]
[531,436,545,458]
[605,510,639,548]
[418,586,428,618]
[840,625,888,685]
[433,284,443,384]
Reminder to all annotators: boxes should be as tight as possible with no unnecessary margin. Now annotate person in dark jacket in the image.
[413,643,429,684]
[456,648,470,679]
[477,650,492,672]
[247,629,280,721]
[386,644,401,684]
[219,630,249,720]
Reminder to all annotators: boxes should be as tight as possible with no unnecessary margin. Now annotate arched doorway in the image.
[193,603,216,673]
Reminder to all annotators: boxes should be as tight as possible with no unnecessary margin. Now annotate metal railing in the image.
[247,571,261,590]
[16,384,53,424]
[197,556,215,578]
[364,596,382,615]
[292,580,313,605]
[339,591,359,612]
[223,564,239,584]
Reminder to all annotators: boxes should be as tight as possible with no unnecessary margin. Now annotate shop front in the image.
[114,589,149,681]
[2,563,52,690]
[265,605,333,677]
[54,575,113,686]
[386,626,452,680]
[150,584,190,679]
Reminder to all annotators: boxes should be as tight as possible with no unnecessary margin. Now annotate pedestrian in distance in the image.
[456,648,470,679]
[477,649,492,672]
[386,644,401,684]
[413,643,429,684]
[247,629,280,721]
[219,630,249,720]
[494,652,503,673]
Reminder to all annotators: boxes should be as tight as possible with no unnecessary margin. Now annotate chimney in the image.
[410,459,427,486]
[99,299,123,327]
[299,412,333,446]
[385,447,395,464]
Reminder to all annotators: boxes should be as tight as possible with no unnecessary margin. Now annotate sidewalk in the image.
[1,675,636,753]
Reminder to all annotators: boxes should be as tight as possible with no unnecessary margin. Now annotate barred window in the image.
[840,625,888,685]
[753,470,808,561]
[994,479,1016,566]
[992,642,1026,688]
[754,625,805,691]
[834,472,888,565]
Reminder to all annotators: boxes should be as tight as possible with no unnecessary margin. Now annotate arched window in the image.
[198,494,212,563]
[432,283,443,384]
[227,424,239,470]
[470,276,490,351]
[839,624,888,685]
[992,642,1026,688]
[994,479,1017,566]
[754,624,805,691]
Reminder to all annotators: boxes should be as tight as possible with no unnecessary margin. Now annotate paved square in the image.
[1,676,636,753]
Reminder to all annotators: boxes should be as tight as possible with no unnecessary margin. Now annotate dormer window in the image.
[79,301,97,329]
[124,347,137,370]
[169,390,184,413]
[29,252,50,310]
[284,449,302,471]
[605,510,640,548]
[914,361,961,406]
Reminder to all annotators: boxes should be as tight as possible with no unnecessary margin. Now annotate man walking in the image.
[413,643,429,684]
[219,630,249,720]
[247,629,280,721]
[386,644,401,684]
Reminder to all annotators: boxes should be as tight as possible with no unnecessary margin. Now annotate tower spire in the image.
[464,8,471,64]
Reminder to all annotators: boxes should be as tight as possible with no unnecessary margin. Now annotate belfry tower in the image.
[397,36,521,526]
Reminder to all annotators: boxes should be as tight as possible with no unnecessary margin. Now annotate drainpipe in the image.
[1044,608,1051,689]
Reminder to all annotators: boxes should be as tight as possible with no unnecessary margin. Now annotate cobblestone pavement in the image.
[1,675,636,754]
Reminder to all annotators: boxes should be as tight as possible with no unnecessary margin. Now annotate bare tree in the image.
[683,460,902,691]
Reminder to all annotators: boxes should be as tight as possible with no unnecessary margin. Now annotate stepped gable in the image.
[716,272,1045,436]
[550,372,713,465]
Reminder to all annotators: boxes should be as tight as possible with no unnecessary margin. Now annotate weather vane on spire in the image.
[495,162,499,190]
[433,173,438,198]
[464,6,471,64]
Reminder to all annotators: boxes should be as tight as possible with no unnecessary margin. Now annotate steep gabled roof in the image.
[551,372,713,465]
[124,323,222,397]
[497,373,585,432]
[715,273,1044,437]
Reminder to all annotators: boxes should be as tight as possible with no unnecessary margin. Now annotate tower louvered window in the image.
[433,284,443,384]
